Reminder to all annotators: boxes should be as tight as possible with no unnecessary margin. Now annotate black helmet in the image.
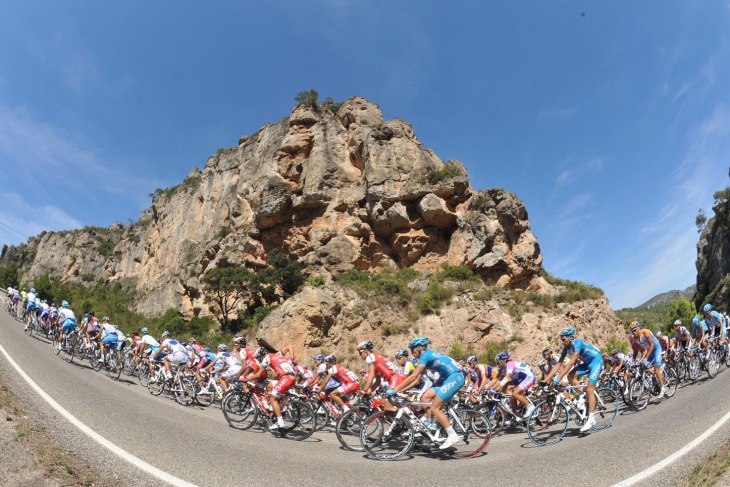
[255,346,268,360]
[356,340,374,352]
[233,336,247,347]
[325,354,337,364]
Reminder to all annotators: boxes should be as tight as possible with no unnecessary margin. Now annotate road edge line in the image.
[612,407,730,486]
[0,341,198,487]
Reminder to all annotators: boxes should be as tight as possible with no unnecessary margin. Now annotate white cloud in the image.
[555,158,604,188]
[0,192,82,246]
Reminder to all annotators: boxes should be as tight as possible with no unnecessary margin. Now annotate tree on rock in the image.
[295,89,319,106]
[202,266,253,331]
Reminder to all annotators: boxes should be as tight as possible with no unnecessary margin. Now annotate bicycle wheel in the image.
[173,377,196,407]
[663,368,678,398]
[360,411,414,461]
[707,352,719,379]
[629,378,649,411]
[688,356,700,380]
[195,382,216,407]
[592,388,619,431]
[137,365,150,387]
[25,320,33,337]
[147,372,166,396]
[278,399,316,441]
[62,335,76,363]
[676,359,687,383]
[447,408,491,458]
[527,400,569,446]
[335,407,372,451]
[222,391,258,430]
[122,353,136,376]
[52,332,61,355]
[484,403,505,436]
[312,400,331,431]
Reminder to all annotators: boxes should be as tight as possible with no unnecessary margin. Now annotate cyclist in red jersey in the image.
[318,355,360,412]
[254,346,297,431]
[357,340,405,395]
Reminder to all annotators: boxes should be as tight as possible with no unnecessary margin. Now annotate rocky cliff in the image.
[696,193,730,309]
[0,96,624,358]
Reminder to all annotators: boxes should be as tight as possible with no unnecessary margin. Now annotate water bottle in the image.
[576,393,586,413]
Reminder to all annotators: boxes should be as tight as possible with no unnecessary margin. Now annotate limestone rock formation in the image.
[695,194,730,309]
[1,97,543,319]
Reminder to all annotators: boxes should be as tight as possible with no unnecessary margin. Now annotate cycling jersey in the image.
[58,306,77,332]
[674,326,691,342]
[693,320,708,339]
[474,363,498,385]
[215,351,241,369]
[327,364,359,385]
[417,349,461,377]
[140,335,160,348]
[560,339,601,364]
[365,352,396,380]
[260,353,296,378]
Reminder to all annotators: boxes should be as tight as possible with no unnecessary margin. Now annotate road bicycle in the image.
[527,383,619,446]
[194,371,226,407]
[359,393,491,460]
[221,381,316,440]
[335,394,386,451]
[147,363,197,406]
[627,362,678,411]
[24,312,39,337]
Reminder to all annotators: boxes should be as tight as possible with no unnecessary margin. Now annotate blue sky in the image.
[0,1,728,309]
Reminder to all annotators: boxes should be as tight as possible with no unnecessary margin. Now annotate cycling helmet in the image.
[611,349,621,356]
[233,336,247,347]
[204,346,211,352]
[703,303,713,313]
[673,319,682,326]
[325,354,337,364]
[51,303,55,307]
[466,355,478,364]
[537,359,546,367]
[313,354,325,362]
[692,315,700,325]
[84,313,89,318]
[141,327,149,334]
[102,317,110,322]
[30,288,35,293]
[629,321,641,331]
[218,343,228,352]
[495,351,510,362]
[188,337,196,344]
[61,300,69,307]
[394,349,408,359]
[559,327,576,337]
[359,368,367,375]
[161,330,170,339]
[656,331,663,338]
[542,347,553,355]
[254,346,268,360]
[132,331,139,336]
[356,340,374,352]
[408,336,429,349]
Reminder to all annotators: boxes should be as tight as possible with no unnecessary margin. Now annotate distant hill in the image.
[638,285,696,309]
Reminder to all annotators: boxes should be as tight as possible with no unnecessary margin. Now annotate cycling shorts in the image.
[62,319,77,333]
[149,348,167,362]
[324,378,342,393]
[197,357,210,370]
[515,372,536,393]
[26,303,36,313]
[337,382,360,395]
[222,365,242,380]
[40,310,49,319]
[271,375,296,398]
[433,371,465,402]
[116,340,126,352]
[102,334,119,346]
[168,351,189,365]
[575,357,603,385]
[647,347,662,367]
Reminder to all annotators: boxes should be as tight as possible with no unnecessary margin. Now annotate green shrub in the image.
[418,277,451,314]
[425,162,463,185]
[96,240,116,258]
[438,264,479,282]
[382,322,408,336]
[307,275,326,287]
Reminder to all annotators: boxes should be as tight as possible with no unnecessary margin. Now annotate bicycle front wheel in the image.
[173,377,196,407]
[629,378,649,411]
[527,400,569,446]
[447,408,491,459]
[707,352,719,379]
[663,368,678,398]
[360,411,414,461]
[335,407,371,451]
[222,391,258,430]
[195,383,216,407]
[592,388,619,431]
[62,335,76,364]
[688,356,701,380]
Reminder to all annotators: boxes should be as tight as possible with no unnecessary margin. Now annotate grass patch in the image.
[679,439,730,486]
[424,161,463,184]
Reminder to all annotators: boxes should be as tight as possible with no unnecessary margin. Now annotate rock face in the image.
[696,195,730,309]
[0,97,543,318]
[256,282,623,365]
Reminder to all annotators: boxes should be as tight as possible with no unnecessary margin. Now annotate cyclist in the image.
[208,343,241,391]
[254,346,297,431]
[466,356,498,404]
[495,351,536,420]
[390,336,465,450]
[545,326,603,432]
[154,331,190,380]
[394,349,414,376]
[187,337,209,387]
[630,321,666,399]
[673,319,693,353]
[304,354,342,394]
[319,354,360,413]
[39,300,50,327]
[113,325,126,368]
[703,303,729,349]
[56,300,77,352]
[357,340,403,396]
[610,348,633,394]
[99,317,118,362]
[23,288,37,329]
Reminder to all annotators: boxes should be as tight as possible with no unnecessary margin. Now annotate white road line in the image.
[612,408,730,486]
[0,341,199,487]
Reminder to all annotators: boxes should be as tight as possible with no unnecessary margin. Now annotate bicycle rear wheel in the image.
[527,400,569,446]
[279,399,316,440]
[222,391,258,430]
[106,356,122,380]
[62,335,76,363]
[592,388,619,431]
[122,353,136,376]
[446,408,491,458]
[173,377,196,406]
[663,368,678,398]
[335,407,371,451]
[707,352,719,379]
[195,383,216,407]
[25,320,33,337]
[629,378,649,411]
[147,372,166,395]
[360,411,414,461]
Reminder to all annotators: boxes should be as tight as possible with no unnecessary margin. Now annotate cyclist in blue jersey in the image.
[391,336,465,450]
[703,304,728,349]
[545,327,603,432]
[692,315,708,350]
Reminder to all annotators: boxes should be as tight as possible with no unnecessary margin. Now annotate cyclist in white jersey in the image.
[154,331,190,380]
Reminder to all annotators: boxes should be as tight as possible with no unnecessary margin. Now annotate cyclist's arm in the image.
[394,363,427,393]
[362,363,377,392]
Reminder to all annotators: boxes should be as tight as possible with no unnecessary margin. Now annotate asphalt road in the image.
[1,307,729,487]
